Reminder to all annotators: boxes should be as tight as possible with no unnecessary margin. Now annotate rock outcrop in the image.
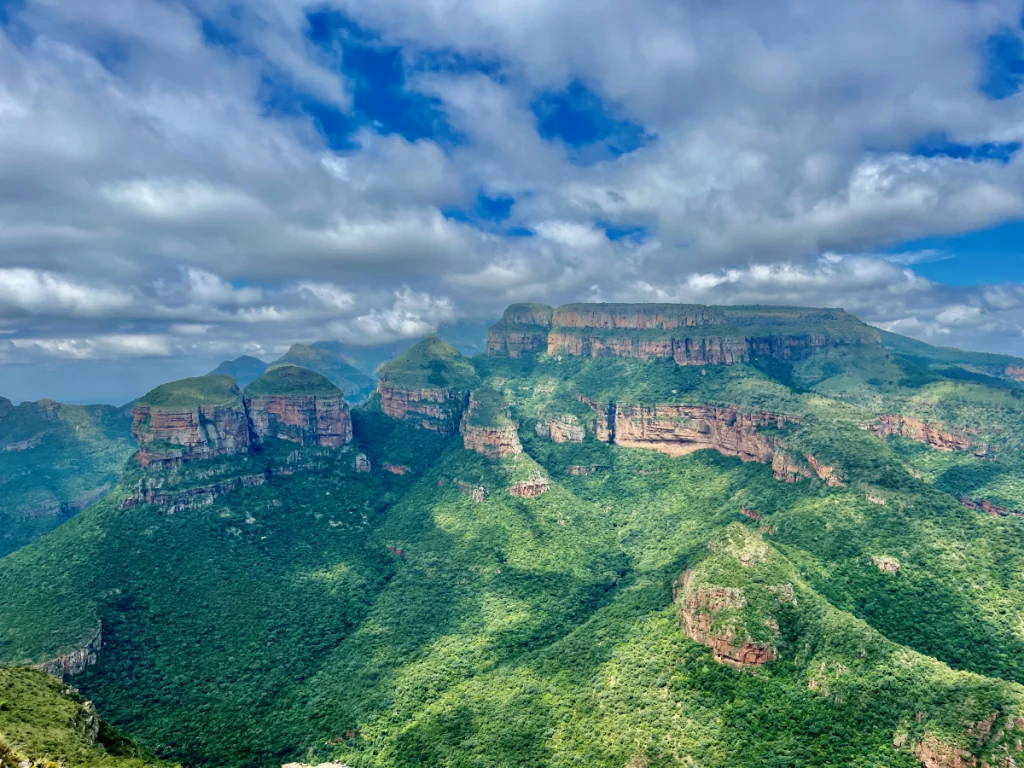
[510,476,550,498]
[961,498,1023,519]
[133,403,251,468]
[31,622,103,681]
[871,555,901,573]
[913,736,977,768]
[535,414,586,443]
[461,393,523,459]
[675,570,777,667]
[246,394,352,448]
[1006,366,1024,382]
[488,302,880,364]
[378,385,468,436]
[870,415,974,452]
[121,470,267,513]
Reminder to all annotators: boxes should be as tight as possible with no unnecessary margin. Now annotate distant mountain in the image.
[0,397,134,558]
[206,355,269,387]
[270,344,376,400]
[10,303,1024,767]
[879,328,1024,387]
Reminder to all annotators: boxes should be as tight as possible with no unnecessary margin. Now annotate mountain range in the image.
[3,303,1024,767]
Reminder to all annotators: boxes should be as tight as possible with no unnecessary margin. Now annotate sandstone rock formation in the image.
[461,393,523,460]
[378,385,468,436]
[961,498,1023,519]
[871,555,901,573]
[870,414,974,452]
[487,302,880,364]
[31,622,103,680]
[1006,366,1024,382]
[246,394,352,448]
[122,471,267,514]
[510,476,550,497]
[675,570,777,667]
[354,453,371,473]
[133,403,251,468]
[535,413,587,443]
[913,735,977,768]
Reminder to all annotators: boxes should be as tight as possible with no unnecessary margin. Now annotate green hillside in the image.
[0,666,167,768]
[0,398,134,558]
[271,345,375,399]
[135,376,242,409]
[4,305,1024,767]
[243,365,341,398]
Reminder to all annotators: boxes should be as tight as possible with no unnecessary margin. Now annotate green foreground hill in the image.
[4,305,1024,767]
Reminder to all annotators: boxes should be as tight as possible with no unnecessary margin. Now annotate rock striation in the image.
[535,414,586,443]
[487,302,881,364]
[870,415,974,452]
[133,402,251,468]
[378,385,468,436]
[461,392,523,459]
[246,394,352,448]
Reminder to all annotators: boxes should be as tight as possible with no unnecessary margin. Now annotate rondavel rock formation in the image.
[378,384,468,436]
[486,302,881,364]
[245,393,353,448]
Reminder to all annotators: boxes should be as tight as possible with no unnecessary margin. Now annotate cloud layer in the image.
[2,0,1024,399]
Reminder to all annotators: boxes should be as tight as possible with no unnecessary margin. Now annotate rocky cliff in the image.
[132,402,251,468]
[535,413,586,443]
[31,622,103,681]
[870,414,974,452]
[676,571,777,666]
[488,302,881,364]
[460,392,522,459]
[246,394,352,447]
[378,385,468,435]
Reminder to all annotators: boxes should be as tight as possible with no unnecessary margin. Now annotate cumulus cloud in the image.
[3,0,1024,399]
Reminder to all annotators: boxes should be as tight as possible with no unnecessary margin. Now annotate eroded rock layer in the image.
[870,414,974,452]
[461,395,523,460]
[246,394,352,448]
[378,385,468,436]
[31,622,103,681]
[132,404,251,468]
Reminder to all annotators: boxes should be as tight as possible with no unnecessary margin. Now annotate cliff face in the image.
[31,622,103,681]
[487,302,880,365]
[674,571,777,667]
[246,394,352,448]
[535,414,586,443]
[132,404,251,468]
[870,415,974,452]
[378,385,468,435]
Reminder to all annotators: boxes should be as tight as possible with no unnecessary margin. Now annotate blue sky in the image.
[2,0,1024,402]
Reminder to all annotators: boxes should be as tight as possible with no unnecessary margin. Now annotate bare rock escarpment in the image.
[461,391,523,460]
[535,413,586,443]
[870,414,974,452]
[244,366,353,448]
[378,385,469,436]
[31,622,103,681]
[487,302,880,364]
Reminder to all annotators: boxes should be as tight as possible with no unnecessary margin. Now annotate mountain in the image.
[880,329,1024,387]
[0,398,134,558]
[0,666,166,768]
[206,318,493,392]
[206,355,269,388]
[4,303,1024,767]
[270,344,376,400]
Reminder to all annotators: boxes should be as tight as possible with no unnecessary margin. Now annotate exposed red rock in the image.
[246,394,352,448]
[674,571,776,667]
[460,394,523,460]
[870,414,974,452]
[740,505,762,521]
[132,403,251,468]
[378,384,467,435]
[32,622,103,680]
[1006,366,1024,382]
[383,463,411,475]
[914,736,977,768]
[510,477,550,497]
[121,469,267,513]
[806,455,845,487]
[961,498,1023,519]
[535,414,586,443]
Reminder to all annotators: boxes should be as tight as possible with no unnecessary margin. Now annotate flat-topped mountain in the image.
[244,365,352,448]
[487,302,880,363]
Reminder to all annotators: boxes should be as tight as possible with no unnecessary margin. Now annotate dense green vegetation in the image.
[0,398,134,558]
[243,365,341,397]
[379,337,480,391]
[135,376,242,408]
[0,667,166,768]
[6,314,1024,766]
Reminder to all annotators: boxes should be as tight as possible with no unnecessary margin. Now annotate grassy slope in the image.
[135,376,242,408]
[0,400,134,558]
[378,337,480,391]
[0,666,167,768]
[243,365,341,397]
